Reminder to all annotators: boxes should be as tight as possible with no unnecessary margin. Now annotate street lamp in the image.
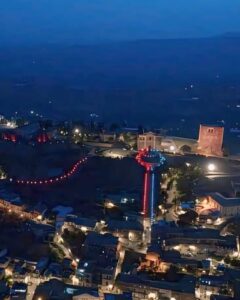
[105,202,115,209]
[81,226,87,232]
[207,163,216,172]
[148,292,157,300]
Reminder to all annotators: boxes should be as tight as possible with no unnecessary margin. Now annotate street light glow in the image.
[81,226,88,232]
[207,163,216,172]
[105,202,115,209]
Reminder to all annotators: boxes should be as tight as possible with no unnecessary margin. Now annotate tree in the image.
[109,123,120,132]
[0,166,7,179]
[178,210,198,225]
[15,118,28,127]
[50,245,65,262]
[165,265,180,282]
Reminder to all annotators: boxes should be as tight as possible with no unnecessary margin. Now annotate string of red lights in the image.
[13,157,88,186]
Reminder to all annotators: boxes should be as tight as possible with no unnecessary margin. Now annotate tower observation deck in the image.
[136,147,166,223]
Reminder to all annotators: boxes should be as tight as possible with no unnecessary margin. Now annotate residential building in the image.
[116,273,196,300]
[206,193,240,217]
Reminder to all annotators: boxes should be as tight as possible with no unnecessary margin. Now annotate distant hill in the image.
[1,36,240,137]
[1,36,240,85]
[221,32,240,37]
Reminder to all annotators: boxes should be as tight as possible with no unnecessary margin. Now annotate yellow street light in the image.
[207,163,216,172]
[105,202,115,209]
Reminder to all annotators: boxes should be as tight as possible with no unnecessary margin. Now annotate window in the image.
[208,128,214,134]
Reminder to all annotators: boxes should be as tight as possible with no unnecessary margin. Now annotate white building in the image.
[137,132,197,154]
[207,193,240,217]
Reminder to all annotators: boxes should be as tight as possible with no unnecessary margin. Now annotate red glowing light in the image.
[12,157,87,186]
[143,171,149,217]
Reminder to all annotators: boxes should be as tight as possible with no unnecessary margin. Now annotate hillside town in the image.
[0,114,239,300]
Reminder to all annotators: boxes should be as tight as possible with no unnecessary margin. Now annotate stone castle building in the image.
[137,124,224,157]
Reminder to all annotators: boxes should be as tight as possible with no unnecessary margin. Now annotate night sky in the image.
[1,0,240,45]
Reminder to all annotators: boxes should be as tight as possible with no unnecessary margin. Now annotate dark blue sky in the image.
[1,0,240,45]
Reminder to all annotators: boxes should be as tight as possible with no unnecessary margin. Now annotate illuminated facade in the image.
[137,132,159,150]
[206,193,240,217]
[138,125,224,157]
[136,147,165,223]
[137,132,197,154]
[198,125,224,157]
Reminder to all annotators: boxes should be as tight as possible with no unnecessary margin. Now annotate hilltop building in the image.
[137,132,197,154]
[137,124,224,157]
[198,125,224,157]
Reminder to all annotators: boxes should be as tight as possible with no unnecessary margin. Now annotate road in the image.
[26,277,41,300]
[54,232,73,259]
[163,179,179,222]
[115,249,125,278]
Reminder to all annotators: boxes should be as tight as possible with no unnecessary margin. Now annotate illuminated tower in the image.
[198,125,224,157]
[136,147,166,224]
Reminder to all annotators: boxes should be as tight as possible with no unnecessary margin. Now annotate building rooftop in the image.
[104,293,132,300]
[77,256,117,276]
[152,225,222,239]
[84,232,118,248]
[73,289,99,298]
[152,225,236,247]
[107,220,143,232]
[200,124,224,128]
[0,280,9,298]
[163,135,197,144]
[209,192,240,207]
[199,275,227,287]
[33,279,93,300]
[77,260,96,273]
[117,273,196,294]
[11,282,27,300]
[66,215,97,228]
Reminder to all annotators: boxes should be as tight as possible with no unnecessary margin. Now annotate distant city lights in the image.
[6,121,16,128]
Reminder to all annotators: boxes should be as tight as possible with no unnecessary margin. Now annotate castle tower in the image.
[198,125,224,157]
